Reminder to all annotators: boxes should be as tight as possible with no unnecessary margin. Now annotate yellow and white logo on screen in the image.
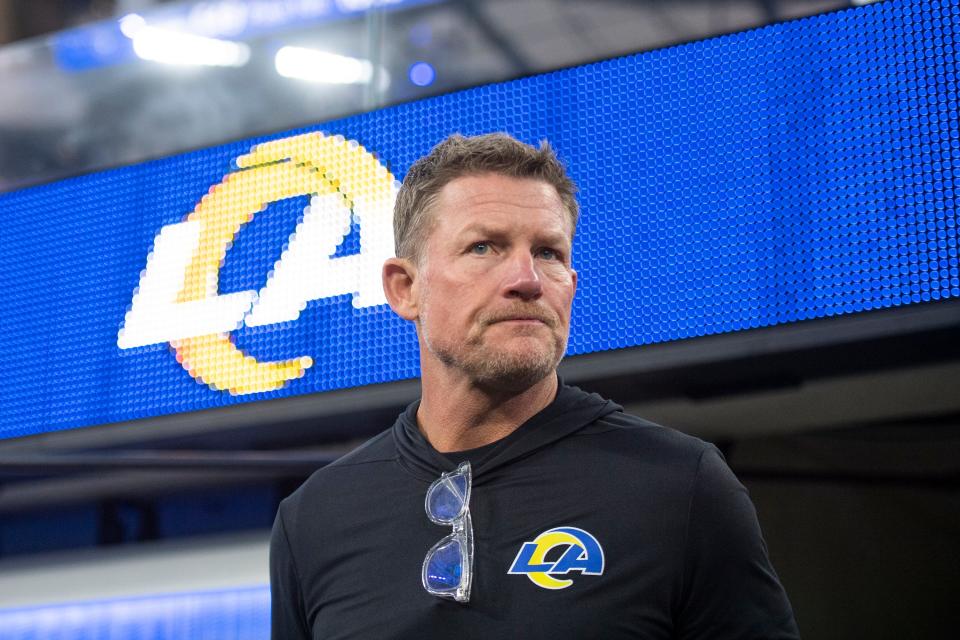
[117,133,398,395]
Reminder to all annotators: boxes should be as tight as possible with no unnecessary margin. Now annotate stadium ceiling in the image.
[0,0,856,192]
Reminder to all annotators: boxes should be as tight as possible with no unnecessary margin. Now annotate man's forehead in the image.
[454,218,572,244]
[438,173,563,205]
[433,174,571,232]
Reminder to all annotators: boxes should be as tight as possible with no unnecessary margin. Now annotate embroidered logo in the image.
[507,526,604,590]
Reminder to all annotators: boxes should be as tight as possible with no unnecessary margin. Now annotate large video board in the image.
[0,0,956,440]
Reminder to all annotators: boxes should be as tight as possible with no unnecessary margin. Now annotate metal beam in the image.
[0,449,340,476]
[457,0,534,75]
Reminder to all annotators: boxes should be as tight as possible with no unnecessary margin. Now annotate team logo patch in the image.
[508,526,604,590]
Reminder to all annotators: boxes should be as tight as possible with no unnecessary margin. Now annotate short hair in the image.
[393,132,579,263]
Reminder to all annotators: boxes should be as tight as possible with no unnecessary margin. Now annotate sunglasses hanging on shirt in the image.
[422,461,474,603]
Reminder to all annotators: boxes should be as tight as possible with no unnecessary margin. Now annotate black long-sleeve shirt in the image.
[271,382,800,639]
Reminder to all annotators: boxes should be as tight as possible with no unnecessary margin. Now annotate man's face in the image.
[414,173,577,391]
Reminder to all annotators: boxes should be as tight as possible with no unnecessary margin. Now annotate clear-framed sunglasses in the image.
[422,461,474,603]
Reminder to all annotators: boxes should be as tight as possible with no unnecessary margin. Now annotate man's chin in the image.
[425,332,563,391]
[468,347,560,392]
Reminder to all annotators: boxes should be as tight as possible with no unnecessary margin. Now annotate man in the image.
[271,133,800,639]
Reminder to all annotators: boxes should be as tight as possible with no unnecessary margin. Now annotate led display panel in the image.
[0,586,269,640]
[0,0,957,440]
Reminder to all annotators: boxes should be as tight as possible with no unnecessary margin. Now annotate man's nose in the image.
[503,252,543,300]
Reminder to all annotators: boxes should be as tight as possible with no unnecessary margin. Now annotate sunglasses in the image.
[422,461,474,603]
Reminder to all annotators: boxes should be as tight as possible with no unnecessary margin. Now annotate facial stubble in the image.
[418,280,568,392]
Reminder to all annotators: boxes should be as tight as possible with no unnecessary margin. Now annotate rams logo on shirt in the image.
[508,526,604,590]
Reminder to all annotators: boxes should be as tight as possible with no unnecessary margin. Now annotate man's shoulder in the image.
[326,426,398,470]
[279,427,397,513]
[577,408,716,464]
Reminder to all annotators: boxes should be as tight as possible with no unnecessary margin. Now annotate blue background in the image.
[0,587,269,640]
[0,0,957,440]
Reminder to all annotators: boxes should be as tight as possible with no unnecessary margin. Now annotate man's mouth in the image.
[483,307,557,328]
[489,315,553,328]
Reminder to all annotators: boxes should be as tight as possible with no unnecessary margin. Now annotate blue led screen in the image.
[0,586,269,640]
[0,0,957,439]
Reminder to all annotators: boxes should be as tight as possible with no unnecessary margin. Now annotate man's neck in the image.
[416,370,558,453]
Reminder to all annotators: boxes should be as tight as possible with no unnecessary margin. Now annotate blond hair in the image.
[393,133,579,262]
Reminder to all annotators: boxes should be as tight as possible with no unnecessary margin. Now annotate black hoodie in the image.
[271,382,800,639]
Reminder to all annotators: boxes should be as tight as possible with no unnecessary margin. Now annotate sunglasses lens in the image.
[426,474,467,522]
[424,536,463,592]
[423,463,472,602]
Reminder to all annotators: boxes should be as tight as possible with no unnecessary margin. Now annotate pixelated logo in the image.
[117,132,398,394]
[508,526,605,589]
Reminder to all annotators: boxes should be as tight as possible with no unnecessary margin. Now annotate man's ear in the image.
[382,257,419,321]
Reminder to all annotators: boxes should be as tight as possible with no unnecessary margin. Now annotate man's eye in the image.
[537,248,559,260]
[471,242,490,255]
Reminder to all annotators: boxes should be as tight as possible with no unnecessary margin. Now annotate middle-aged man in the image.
[271,132,801,639]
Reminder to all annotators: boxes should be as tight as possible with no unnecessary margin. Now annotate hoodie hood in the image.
[393,379,621,483]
